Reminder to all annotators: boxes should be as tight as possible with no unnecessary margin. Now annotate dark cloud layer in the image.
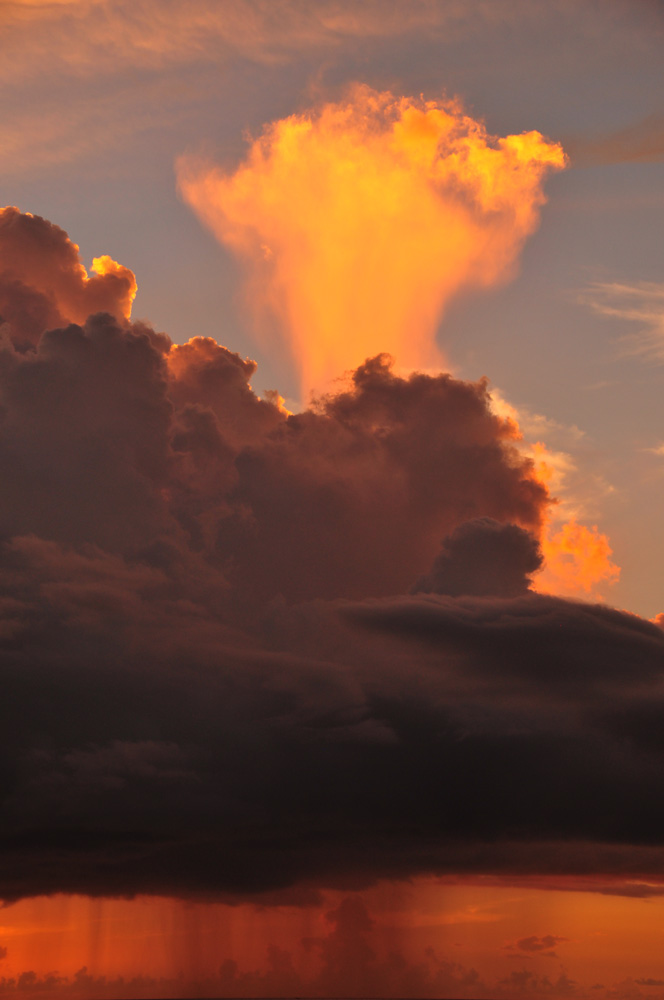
[1,208,664,903]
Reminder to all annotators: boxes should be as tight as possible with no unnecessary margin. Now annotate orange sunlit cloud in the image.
[0,2,516,90]
[537,518,620,599]
[89,253,137,317]
[489,398,620,599]
[525,440,620,599]
[178,86,566,395]
[0,207,136,346]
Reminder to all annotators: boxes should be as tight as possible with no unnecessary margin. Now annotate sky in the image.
[1,0,664,997]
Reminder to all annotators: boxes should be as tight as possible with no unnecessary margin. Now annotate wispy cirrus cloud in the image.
[0,0,488,83]
[582,280,664,361]
[564,113,664,168]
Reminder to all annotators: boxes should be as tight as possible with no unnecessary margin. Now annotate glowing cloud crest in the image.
[538,519,620,598]
[178,86,566,394]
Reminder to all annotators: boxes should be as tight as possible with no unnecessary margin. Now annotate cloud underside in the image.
[0,207,663,902]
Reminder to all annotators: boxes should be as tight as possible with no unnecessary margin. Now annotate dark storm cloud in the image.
[413,517,543,597]
[0,278,548,602]
[342,591,664,687]
[218,354,547,603]
[3,576,664,901]
[1,208,664,902]
[511,935,567,957]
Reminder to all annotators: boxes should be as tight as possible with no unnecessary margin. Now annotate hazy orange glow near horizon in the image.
[5,879,664,998]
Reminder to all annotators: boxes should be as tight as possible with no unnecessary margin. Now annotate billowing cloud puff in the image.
[1,209,663,904]
[0,299,547,602]
[414,517,543,597]
[218,355,547,603]
[0,207,136,349]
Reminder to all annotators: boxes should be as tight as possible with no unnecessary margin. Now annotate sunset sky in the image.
[1,1,664,997]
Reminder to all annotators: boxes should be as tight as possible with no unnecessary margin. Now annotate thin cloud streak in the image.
[0,76,201,179]
[565,113,664,168]
[582,281,664,361]
[0,0,549,83]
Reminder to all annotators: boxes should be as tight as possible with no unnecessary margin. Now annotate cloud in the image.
[178,86,565,394]
[565,113,664,168]
[0,75,199,180]
[488,391,619,600]
[2,0,657,196]
[507,934,568,959]
[0,208,136,348]
[0,1,537,84]
[497,968,578,997]
[0,319,549,602]
[427,873,664,900]
[582,281,664,362]
[537,519,620,598]
[413,518,543,598]
[0,208,659,904]
[3,546,664,900]
[0,1,574,179]
[216,355,550,603]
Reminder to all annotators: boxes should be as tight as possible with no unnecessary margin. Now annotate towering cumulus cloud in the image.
[178,86,566,394]
[1,207,662,907]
